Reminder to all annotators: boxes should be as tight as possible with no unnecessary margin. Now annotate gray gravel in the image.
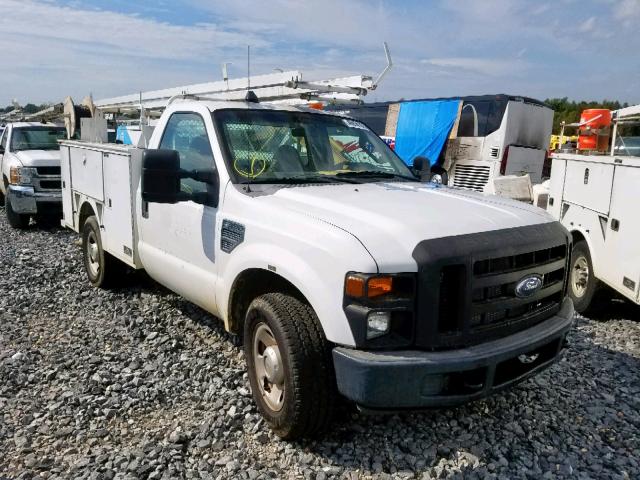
[1,208,639,480]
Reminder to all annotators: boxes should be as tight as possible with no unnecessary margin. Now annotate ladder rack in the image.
[95,42,392,114]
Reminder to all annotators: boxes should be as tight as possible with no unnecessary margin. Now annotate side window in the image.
[159,113,214,201]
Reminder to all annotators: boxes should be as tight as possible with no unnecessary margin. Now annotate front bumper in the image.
[333,297,574,410]
[8,185,62,215]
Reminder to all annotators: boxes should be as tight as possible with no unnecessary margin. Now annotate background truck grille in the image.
[452,165,491,192]
[36,166,61,176]
[412,223,570,350]
[32,167,62,192]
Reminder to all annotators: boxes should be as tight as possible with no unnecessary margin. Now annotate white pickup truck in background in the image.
[60,96,574,439]
[0,122,65,228]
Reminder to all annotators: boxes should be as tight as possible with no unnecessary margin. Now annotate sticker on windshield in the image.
[342,118,368,130]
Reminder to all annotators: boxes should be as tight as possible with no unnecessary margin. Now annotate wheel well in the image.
[227,269,305,335]
[571,230,586,247]
[78,202,95,230]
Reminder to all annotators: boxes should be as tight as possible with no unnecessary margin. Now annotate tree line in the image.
[2,103,51,114]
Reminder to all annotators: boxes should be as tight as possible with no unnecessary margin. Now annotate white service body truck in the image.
[548,152,640,312]
[60,98,574,439]
[0,122,65,228]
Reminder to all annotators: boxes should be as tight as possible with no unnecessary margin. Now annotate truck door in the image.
[137,112,220,315]
[599,163,640,302]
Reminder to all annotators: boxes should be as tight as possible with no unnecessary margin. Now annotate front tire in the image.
[569,240,598,313]
[81,216,123,288]
[6,192,30,229]
[244,293,335,439]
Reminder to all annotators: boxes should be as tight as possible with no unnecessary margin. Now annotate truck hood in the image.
[260,181,554,271]
[14,150,60,167]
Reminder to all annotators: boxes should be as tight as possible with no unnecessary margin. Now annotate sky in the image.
[0,0,639,107]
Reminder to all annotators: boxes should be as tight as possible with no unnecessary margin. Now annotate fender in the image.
[569,225,599,276]
[75,197,104,232]
[218,238,375,347]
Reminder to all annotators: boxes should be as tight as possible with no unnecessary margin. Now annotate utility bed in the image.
[59,140,143,268]
[548,152,640,305]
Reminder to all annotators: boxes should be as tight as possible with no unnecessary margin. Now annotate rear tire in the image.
[81,216,123,288]
[569,240,599,314]
[6,192,30,229]
[244,293,335,439]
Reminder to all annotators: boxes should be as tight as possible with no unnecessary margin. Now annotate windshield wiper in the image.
[249,174,359,185]
[335,171,419,182]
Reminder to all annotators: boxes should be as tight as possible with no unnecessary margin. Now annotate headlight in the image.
[367,311,391,339]
[430,173,443,184]
[343,273,416,347]
[9,166,37,185]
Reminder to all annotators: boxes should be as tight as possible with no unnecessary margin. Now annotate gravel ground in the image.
[1,208,639,480]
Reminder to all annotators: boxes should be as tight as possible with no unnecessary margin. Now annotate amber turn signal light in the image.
[367,276,393,298]
[345,275,365,297]
[345,274,394,298]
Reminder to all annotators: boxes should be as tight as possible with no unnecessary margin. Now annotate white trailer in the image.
[547,105,640,312]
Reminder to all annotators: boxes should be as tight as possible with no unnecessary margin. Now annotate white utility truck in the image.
[0,122,66,228]
[60,89,574,439]
[548,104,640,313]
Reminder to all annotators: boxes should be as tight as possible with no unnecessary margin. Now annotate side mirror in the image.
[412,156,430,180]
[142,149,182,204]
[142,149,220,207]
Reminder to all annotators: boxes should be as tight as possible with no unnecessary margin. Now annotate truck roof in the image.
[170,98,337,116]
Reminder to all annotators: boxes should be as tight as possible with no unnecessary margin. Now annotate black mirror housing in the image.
[412,156,431,180]
[142,149,220,207]
[142,149,182,204]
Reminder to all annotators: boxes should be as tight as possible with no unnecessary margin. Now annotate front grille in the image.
[440,245,566,344]
[452,165,491,192]
[412,223,570,350]
[36,166,61,176]
[39,180,61,190]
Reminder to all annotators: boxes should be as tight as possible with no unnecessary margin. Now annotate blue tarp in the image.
[394,99,461,166]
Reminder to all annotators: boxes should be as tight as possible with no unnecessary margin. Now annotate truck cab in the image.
[60,98,574,439]
[0,122,65,228]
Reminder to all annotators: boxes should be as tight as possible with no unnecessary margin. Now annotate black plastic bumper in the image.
[333,297,574,410]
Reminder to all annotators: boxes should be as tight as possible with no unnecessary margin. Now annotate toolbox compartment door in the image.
[101,152,136,267]
[599,163,640,303]
[60,145,74,229]
[562,159,614,214]
[69,147,104,201]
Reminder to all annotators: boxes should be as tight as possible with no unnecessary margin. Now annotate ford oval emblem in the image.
[515,274,543,298]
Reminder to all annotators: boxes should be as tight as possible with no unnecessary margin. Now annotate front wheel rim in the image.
[86,231,101,277]
[253,322,285,412]
[572,256,589,298]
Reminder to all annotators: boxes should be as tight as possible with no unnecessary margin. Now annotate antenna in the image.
[372,41,393,89]
[247,45,251,90]
[222,62,231,90]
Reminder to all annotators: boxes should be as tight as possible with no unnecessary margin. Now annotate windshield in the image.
[10,127,65,151]
[214,109,416,184]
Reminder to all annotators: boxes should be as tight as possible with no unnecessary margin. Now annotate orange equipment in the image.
[578,109,612,152]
